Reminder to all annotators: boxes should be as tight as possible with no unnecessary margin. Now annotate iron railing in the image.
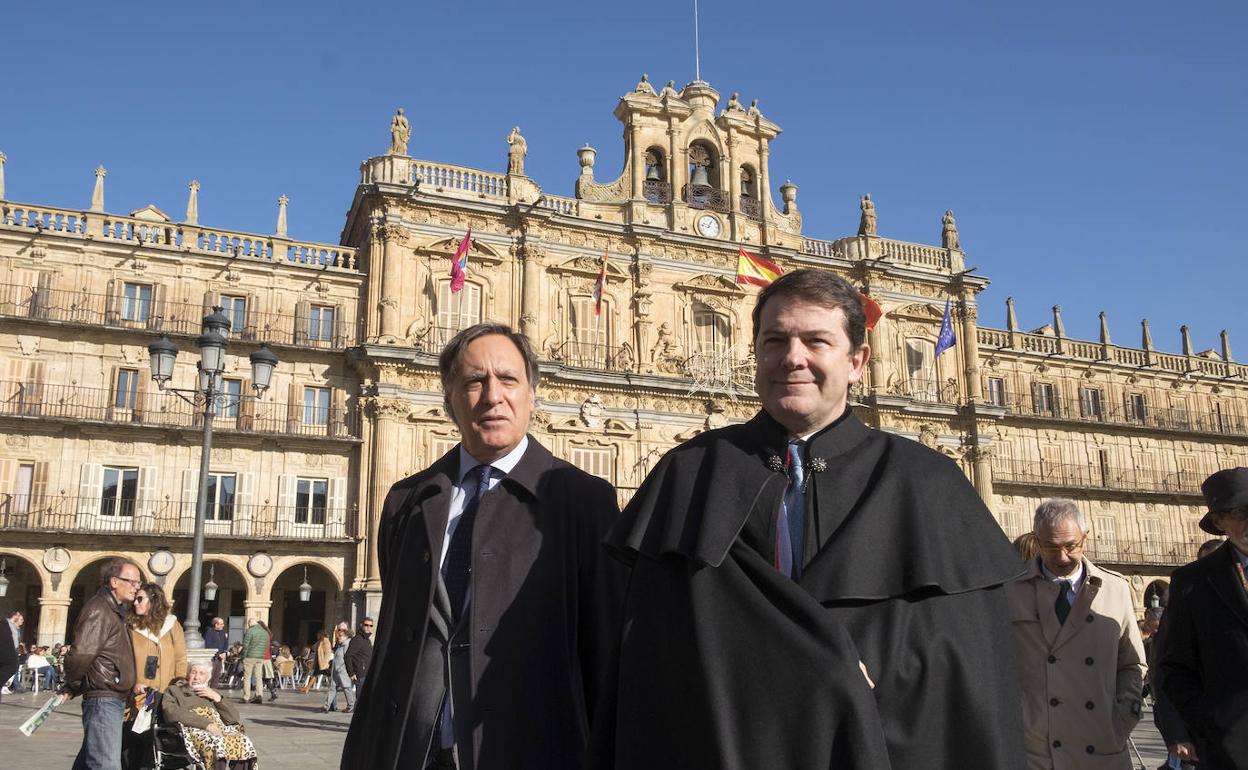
[0,495,355,540]
[681,184,731,214]
[548,340,634,371]
[993,389,1248,437]
[1083,537,1211,567]
[880,377,961,406]
[0,282,361,350]
[739,195,762,220]
[0,381,361,440]
[991,458,1202,497]
[643,180,672,205]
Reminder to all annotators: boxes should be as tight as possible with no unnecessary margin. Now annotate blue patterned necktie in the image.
[783,441,806,579]
[1055,580,1072,625]
[445,465,492,624]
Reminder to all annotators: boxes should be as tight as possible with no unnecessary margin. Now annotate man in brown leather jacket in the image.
[62,558,141,770]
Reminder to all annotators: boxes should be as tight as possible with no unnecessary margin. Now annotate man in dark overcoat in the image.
[1159,467,1248,770]
[341,323,622,770]
[592,270,1025,770]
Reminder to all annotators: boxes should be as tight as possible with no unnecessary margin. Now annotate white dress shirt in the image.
[1040,557,1086,607]
[441,436,529,568]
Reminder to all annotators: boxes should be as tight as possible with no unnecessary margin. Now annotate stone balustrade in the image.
[978,327,1248,379]
[802,237,845,259]
[878,238,954,271]
[411,160,508,199]
[538,195,578,215]
[1,201,359,273]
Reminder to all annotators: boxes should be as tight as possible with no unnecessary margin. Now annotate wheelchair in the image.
[120,690,219,770]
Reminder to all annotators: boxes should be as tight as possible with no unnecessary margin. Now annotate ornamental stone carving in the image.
[579,395,606,428]
[858,194,878,236]
[380,223,409,244]
[578,173,629,204]
[369,397,412,420]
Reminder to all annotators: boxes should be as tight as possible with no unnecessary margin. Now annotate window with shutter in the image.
[303,387,330,427]
[1140,518,1162,557]
[569,446,614,482]
[101,466,139,518]
[1094,515,1118,561]
[436,281,482,346]
[295,478,329,525]
[1079,387,1103,420]
[904,339,937,400]
[122,283,152,323]
[221,295,247,336]
[691,303,731,356]
[985,377,1006,407]
[1032,382,1056,416]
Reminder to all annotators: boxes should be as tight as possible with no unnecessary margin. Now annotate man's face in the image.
[213,619,225,630]
[1214,508,1248,556]
[445,334,535,463]
[1035,518,1088,578]
[754,300,869,437]
[11,613,22,628]
[110,565,141,604]
[361,620,374,637]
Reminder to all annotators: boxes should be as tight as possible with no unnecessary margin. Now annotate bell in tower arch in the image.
[689,163,711,189]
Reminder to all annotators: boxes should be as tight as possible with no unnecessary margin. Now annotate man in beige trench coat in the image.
[1007,498,1146,769]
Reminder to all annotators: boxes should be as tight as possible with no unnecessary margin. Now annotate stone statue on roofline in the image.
[942,209,961,250]
[635,74,657,96]
[725,92,744,112]
[390,108,411,155]
[747,99,761,117]
[507,126,527,175]
[858,193,877,236]
[660,80,679,99]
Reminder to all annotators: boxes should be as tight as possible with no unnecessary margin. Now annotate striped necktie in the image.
[778,441,806,579]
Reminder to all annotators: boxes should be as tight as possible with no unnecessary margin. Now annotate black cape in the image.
[591,410,1025,770]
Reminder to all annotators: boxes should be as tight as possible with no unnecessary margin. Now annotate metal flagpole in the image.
[693,0,702,82]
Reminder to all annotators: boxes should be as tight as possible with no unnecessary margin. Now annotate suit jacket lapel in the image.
[1032,578,1063,648]
[1207,546,1248,631]
[1052,576,1098,651]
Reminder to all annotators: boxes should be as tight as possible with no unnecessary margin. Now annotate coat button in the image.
[1049,698,1059,707]
[391,702,399,715]
[1085,657,1094,665]
[1086,701,1095,710]
[423,549,431,563]
[1052,740,1062,749]
[1086,614,1094,622]
[1048,655,1057,664]
[1086,746,1095,754]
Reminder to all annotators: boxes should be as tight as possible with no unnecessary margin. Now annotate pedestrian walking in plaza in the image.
[340,323,623,770]
[1006,498,1145,769]
[344,617,373,692]
[62,558,142,770]
[256,620,279,702]
[323,627,355,713]
[126,583,188,709]
[239,618,268,704]
[3,610,24,694]
[204,617,229,686]
[301,630,333,693]
[1159,468,1248,770]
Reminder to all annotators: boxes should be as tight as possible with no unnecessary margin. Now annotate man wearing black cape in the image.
[590,270,1024,770]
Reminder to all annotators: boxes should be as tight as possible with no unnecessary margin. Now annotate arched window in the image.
[644,148,670,204]
[739,165,760,219]
[684,141,729,213]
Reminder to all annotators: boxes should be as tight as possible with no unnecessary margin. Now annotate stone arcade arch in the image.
[268,561,342,648]
[0,552,43,646]
[172,558,251,644]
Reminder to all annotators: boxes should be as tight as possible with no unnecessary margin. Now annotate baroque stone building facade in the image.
[2,78,1245,645]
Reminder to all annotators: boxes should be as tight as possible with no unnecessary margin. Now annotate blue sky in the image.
[3,1,1245,353]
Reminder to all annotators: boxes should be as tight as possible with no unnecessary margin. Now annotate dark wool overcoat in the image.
[1158,541,1248,770]
[590,410,1026,770]
[341,438,622,770]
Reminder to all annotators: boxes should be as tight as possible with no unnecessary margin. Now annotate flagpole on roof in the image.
[693,0,702,82]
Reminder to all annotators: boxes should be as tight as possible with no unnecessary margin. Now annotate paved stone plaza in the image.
[3,685,1172,768]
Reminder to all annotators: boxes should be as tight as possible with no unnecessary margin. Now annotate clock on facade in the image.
[696,214,722,238]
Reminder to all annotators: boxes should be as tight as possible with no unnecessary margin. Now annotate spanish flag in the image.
[735,247,783,287]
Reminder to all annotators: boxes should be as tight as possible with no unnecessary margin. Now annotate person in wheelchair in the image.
[162,662,259,769]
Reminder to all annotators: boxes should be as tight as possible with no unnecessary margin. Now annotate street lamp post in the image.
[148,307,277,649]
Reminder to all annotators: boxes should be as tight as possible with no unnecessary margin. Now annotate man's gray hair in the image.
[1033,498,1088,533]
[438,323,540,392]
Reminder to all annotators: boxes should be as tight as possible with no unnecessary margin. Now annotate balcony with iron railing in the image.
[548,340,634,372]
[0,381,362,440]
[643,180,673,205]
[992,390,1248,437]
[681,184,731,214]
[0,283,362,350]
[679,349,756,391]
[991,457,1202,498]
[0,494,355,541]
[739,195,762,221]
[1082,536,1210,567]
[875,377,962,406]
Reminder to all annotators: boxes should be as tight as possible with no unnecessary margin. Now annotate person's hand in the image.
[1173,742,1197,761]
[206,722,223,736]
[133,684,148,696]
[56,692,72,706]
[859,660,876,689]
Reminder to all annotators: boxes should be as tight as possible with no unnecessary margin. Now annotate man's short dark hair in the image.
[1197,538,1223,559]
[6,610,21,619]
[438,323,541,392]
[99,558,138,587]
[751,269,867,350]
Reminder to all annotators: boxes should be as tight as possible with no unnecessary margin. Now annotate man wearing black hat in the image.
[1158,467,1248,769]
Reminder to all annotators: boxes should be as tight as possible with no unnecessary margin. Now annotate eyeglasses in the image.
[114,576,142,587]
[362,623,374,628]
[1037,536,1087,555]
